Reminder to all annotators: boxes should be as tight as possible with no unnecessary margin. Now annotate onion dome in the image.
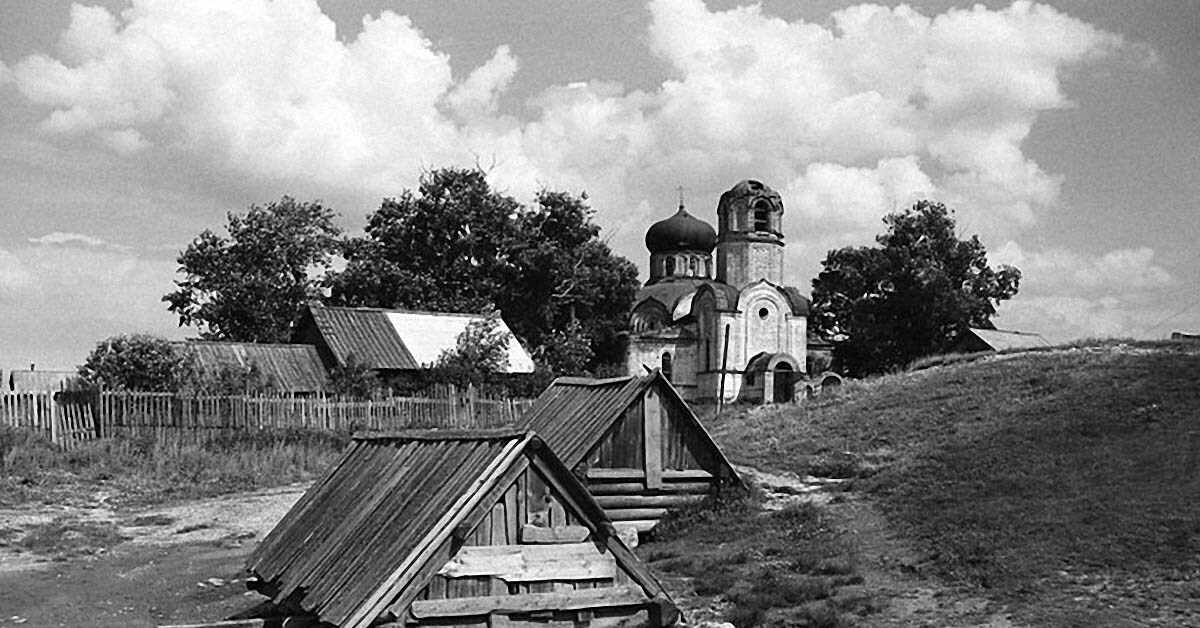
[645,207,717,254]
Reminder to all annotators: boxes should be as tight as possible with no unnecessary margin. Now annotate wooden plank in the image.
[604,508,668,522]
[437,543,617,581]
[157,618,320,628]
[410,586,649,619]
[613,524,639,549]
[592,494,702,509]
[643,388,662,489]
[663,469,712,480]
[584,469,645,481]
[584,481,711,495]
[611,520,657,533]
[520,525,590,544]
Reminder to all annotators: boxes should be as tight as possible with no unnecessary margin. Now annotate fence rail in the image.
[1,389,534,448]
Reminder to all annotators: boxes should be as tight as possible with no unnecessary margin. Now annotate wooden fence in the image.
[1,389,534,449]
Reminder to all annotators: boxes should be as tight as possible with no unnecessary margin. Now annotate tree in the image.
[811,201,1021,376]
[434,316,512,384]
[327,168,639,372]
[78,334,191,392]
[327,355,381,399]
[164,197,341,343]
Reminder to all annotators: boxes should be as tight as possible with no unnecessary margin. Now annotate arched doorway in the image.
[773,363,794,402]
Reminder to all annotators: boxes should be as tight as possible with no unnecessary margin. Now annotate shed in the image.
[293,304,535,377]
[518,371,741,533]
[244,430,678,628]
[175,341,328,394]
[954,328,1052,353]
[8,369,74,392]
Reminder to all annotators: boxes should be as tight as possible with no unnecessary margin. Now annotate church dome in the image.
[645,208,717,254]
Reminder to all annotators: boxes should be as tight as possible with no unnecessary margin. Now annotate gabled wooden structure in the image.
[244,430,677,628]
[519,371,741,533]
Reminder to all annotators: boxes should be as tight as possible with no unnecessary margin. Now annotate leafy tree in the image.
[327,355,381,399]
[164,197,341,343]
[811,200,1021,376]
[327,167,639,371]
[182,360,277,396]
[78,334,191,392]
[434,316,512,384]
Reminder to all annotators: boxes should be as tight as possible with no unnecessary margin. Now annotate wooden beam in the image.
[610,520,657,533]
[662,469,712,480]
[643,388,662,490]
[157,619,320,628]
[604,508,669,522]
[584,482,711,495]
[437,543,617,581]
[584,469,645,481]
[410,586,649,619]
[593,494,702,509]
[612,524,639,549]
[521,525,590,544]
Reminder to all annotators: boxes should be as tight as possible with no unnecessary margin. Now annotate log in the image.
[603,508,669,522]
[410,586,649,619]
[438,543,616,581]
[662,469,712,480]
[521,525,590,544]
[613,524,639,548]
[593,494,702,509]
[584,482,711,495]
[585,469,645,481]
[611,520,657,533]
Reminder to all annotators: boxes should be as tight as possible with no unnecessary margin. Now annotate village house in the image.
[292,303,536,385]
[245,430,678,628]
[953,328,1052,354]
[519,370,742,534]
[626,180,810,403]
[174,341,329,394]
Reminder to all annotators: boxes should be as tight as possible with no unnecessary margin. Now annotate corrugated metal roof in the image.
[178,342,328,392]
[246,429,671,628]
[304,304,535,373]
[518,371,740,483]
[247,430,532,626]
[968,328,1052,352]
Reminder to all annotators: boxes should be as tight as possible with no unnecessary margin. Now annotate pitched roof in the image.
[300,304,535,373]
[518,371,740,479]
[176,341,328,392]
[8,370,74,392]
[246,429,667,628]
[966,328,1052,352]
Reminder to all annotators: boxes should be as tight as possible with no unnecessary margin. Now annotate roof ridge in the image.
[552,375,637,386]
[312,303,502,319]
[352,428,531,442]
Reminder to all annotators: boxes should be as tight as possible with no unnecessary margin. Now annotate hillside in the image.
[705,342,1200,626]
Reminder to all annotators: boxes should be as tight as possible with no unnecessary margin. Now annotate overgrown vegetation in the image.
[640,489,876,628]
[707,342,1200,623]
[0,426,348,507]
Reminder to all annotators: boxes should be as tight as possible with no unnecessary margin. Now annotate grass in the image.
[0,427,349,507]
[18,516,131,560]
[639,489,877,628]
[706,341,1200,622]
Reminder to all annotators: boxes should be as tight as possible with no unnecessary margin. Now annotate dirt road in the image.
[0,484,309,627]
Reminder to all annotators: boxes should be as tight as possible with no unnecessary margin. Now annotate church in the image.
[625,180,810,403]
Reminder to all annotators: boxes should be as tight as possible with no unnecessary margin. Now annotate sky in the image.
[1,0,1198,370]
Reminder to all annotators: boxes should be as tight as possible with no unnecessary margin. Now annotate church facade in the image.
[625,180,809,403]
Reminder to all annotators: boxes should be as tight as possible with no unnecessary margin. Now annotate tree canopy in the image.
[327,167,639,373]
[811,200,1021,376]
[78,334,191,392]
[164,197,341,343]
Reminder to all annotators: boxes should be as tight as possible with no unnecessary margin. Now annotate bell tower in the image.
[715,179,785,288]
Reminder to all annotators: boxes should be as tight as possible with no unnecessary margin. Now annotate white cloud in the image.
[992,241,1173,294]
[28,231,121,249]
[4,0,1128,240]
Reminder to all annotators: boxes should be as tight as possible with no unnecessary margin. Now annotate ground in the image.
[2,472,1019,628]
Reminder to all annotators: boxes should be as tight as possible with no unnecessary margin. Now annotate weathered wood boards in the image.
[437,543,618,581]
[411,586,649,618]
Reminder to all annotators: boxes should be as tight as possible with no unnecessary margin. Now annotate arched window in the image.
[661,352,673,382]
[688,257,698,276]
[753,200,770,232]
[664,257,675,276]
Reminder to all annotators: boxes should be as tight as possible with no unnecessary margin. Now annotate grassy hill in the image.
[705,341,1200,625]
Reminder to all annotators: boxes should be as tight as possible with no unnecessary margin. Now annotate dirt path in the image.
[0,483,309,627]
[735,465,1024,628]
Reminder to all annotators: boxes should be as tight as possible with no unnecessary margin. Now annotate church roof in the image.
[645,207,717,254]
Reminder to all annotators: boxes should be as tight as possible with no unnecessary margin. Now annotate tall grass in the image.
[0,426,348,507]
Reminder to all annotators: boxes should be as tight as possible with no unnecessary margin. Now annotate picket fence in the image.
[1,389,534,449]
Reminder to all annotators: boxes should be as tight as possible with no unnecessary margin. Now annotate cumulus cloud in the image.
[992,242,1173,294]
[4,0,1128,236]
[28,231,129,251]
